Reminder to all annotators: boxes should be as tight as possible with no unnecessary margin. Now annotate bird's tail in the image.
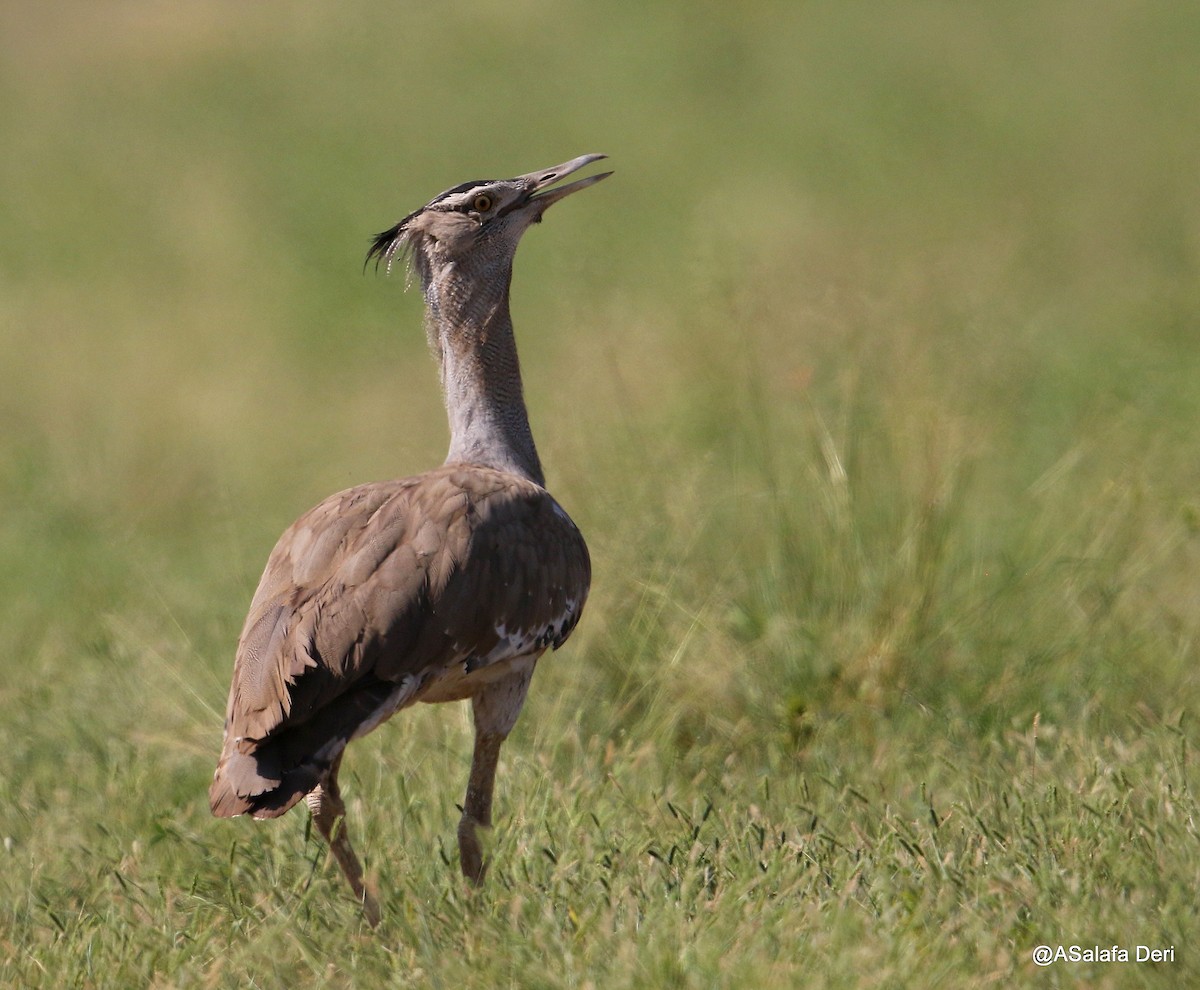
[209,742,321,820]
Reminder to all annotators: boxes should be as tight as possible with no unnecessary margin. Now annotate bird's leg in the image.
[307,758,381,927]
[458,729,504,884]
[458,666,533,884]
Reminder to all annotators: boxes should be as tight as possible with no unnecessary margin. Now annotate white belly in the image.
[420,651,540,705]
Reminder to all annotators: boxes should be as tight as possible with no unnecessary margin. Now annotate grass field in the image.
[2,1,1199,987]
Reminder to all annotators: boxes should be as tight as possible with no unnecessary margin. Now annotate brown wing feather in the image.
[210,464,589,819]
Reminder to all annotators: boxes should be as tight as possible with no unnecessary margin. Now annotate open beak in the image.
[519,154,612,214]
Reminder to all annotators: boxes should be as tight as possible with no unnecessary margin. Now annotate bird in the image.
[209,154,610,925]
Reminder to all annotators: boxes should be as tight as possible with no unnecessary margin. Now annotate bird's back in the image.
[210,463,589,819]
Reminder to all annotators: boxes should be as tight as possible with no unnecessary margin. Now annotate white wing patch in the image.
[482,596,582,666]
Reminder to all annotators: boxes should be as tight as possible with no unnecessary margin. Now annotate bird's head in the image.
[367,154,611,285]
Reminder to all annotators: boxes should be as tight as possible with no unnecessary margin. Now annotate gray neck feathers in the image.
[421,258,545,487]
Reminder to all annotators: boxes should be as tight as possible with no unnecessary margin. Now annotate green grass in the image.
[3,1,1200,986]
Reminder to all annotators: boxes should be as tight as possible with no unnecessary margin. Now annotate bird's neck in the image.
[424,262,545,487]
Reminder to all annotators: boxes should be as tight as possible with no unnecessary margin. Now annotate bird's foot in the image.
[457,814,493,885]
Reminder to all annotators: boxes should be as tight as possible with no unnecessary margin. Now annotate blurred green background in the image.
[2,1,1199,986]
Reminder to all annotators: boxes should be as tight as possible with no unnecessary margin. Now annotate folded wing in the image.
[209,465,589,819]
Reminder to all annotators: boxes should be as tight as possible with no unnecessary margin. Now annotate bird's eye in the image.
[472,194,493,212]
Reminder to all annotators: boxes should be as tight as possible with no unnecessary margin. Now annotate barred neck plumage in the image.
[424,259,545,487]
[364,154,611,489]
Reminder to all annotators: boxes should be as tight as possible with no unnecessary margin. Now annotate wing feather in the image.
[210,465,589,819]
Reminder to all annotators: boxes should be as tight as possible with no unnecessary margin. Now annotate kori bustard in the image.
[210,154,610,925]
